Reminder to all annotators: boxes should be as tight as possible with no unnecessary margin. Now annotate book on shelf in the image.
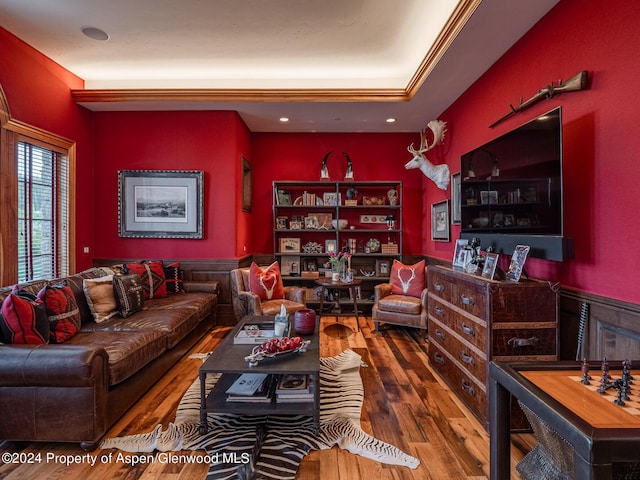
[225,373,269,396]
[276,373,310,393]
[226,374,277,403]
[276,377,315,403]
[233,323,276,344]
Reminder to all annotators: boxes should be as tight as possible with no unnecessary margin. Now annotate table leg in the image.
[489,376,511,480]
[350,286,360,331]
[199,371,208,434]
[318,287,325,321]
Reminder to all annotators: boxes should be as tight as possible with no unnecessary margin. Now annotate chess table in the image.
[489,360,640,480]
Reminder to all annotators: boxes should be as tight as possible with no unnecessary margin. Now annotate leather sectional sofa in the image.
[0,266,219,450]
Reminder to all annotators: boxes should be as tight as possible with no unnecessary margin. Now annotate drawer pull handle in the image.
[460,294,475,306]
[434,306,445,316]
[435,329,445,341]
[461,323,475,337]
[461,379,475,396]
[433,352,446,365]
[508,336,539,347]
[434,283,445,292]
[461,352,475,365]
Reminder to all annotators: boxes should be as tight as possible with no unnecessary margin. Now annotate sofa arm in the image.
[284,286,305,304]
[183,280,220,295]
[0,344,108,387]
[374,283,393,302]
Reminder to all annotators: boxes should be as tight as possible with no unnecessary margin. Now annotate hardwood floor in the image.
[0,316,534,479]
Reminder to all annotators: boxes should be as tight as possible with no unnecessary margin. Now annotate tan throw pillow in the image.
[83,275,118,323]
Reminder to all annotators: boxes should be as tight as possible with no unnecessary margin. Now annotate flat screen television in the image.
[459,107,573,261]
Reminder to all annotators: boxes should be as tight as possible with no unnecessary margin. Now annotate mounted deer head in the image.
[405,120,450,190]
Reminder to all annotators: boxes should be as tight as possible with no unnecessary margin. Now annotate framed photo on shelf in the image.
[304,215,319,229]
[277,189,291,205]
[118,169,203,239]
[431,200,450,242]
[279,237,301,253]
[289,220,303,230]
[325,239,337,253]
[303,258,317,272]
[323,192,340,206]
[506,245,530,282]
[314,213,333,230]
[375,259,390,277]
[451,172,461,224]
[275,216,288,230]
[280,255,301,276]
[452,239,470,268]
[482,253,499,279]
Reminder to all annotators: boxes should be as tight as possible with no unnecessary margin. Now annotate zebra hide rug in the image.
[100,349,420,479]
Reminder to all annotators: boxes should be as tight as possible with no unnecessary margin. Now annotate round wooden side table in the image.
[314,278,361,331]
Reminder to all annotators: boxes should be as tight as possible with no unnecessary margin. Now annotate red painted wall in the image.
[430,0,640,304]
[91,110,251,259]
[250,133,423,255]
[0,27,95,271]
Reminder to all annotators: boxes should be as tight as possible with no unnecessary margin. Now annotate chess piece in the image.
[602,357,612,380]
[613,379,626,406]
[581,359,591,385]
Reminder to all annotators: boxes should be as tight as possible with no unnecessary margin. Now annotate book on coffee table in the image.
[233,323,275,344]
[226,374,276,403]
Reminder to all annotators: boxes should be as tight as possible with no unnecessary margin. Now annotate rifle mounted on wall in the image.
[489,70,589,128]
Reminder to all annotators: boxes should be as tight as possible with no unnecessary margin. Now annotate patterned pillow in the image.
[0,288,50,344]
[83,275,118,323]
[249,261,285,301]
[163,262,184,294]
[37,281,80,343]
[113,274,145,318]
[390,260,426,298]
[124,261,167,299]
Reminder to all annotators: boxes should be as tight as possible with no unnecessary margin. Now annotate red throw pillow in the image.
[390,259,426,297]
[0,288,50,344]
[124,261,167,299]
[163,262,184,294]
[37,282,80,343]
[249,261,285,301]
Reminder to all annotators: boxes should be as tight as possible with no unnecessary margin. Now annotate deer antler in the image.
[407,120,447,155]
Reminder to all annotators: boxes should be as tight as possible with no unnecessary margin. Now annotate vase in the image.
[294,309,316,335]
[331,262,344,282]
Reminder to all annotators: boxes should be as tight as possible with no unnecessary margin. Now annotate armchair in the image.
[230,267,306,321]
[372,261,427,339]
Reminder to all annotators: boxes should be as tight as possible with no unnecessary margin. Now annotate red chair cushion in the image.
[390,259,426,297]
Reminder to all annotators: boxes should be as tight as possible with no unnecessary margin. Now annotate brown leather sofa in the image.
[0,267,219,450]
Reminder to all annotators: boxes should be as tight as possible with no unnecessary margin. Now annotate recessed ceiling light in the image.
[279,117,289,123]
[386,118,397,123]
[82,26,109,41]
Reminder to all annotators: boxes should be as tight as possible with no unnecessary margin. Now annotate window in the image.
[17,141,69,281]
[0,84,76,285]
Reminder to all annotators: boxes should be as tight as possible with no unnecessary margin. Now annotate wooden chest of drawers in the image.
[427,265,558,429]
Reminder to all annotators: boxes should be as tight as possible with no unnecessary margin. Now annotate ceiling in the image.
[0,0,560,132]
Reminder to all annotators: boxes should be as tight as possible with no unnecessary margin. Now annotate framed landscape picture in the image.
[118,170,203,238]
[431,200,450,241]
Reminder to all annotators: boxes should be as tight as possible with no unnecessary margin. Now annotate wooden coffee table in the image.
[199,315,320,434]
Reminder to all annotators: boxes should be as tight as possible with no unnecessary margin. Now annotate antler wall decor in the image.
[405,120,450,190]
[320,151,354,181]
